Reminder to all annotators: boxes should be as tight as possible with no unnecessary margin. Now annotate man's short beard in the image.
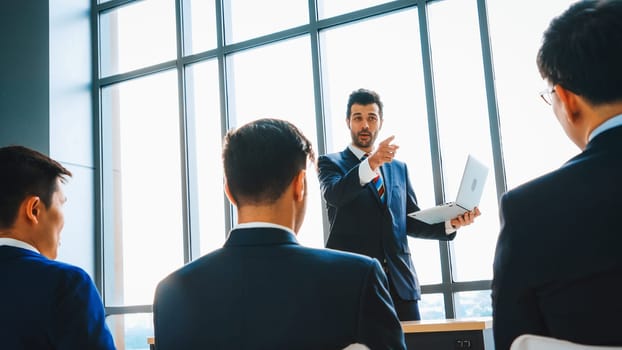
[352,131,375,148]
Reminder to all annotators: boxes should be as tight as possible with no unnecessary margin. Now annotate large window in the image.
[487,0,578,188]
[94,0,578,347]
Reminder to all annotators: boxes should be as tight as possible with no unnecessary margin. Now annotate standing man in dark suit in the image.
[0,145,116,350]
[153,118,405,350]
[492,1,622,349]
[318,89,480,321]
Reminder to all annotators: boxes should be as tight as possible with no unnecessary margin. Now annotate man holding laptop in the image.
[318,88,481,321]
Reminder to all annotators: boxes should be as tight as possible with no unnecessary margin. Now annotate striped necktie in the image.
[363,153,386,204]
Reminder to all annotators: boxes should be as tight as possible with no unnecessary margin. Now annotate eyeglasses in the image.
[539,87,556,105]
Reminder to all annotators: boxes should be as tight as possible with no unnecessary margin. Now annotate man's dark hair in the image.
[537,0,622,105]
[346,88,384,119]
[222,118,315,205]
[0,145,72,229]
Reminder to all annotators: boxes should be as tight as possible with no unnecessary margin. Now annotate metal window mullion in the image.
[417,0,456,319]
[306,0,331,245]
[216,0,234,234]
[175,0,199,264]
[476,0,506,200]
[92,0,105,297]
[422,279,491,294]
[96,0,137,13]
[105,305,153,316]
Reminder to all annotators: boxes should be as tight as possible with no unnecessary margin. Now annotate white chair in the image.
[342,344,370,350]
[510,334,622,350]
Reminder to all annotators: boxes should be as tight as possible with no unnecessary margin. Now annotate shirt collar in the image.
[348,144,371,160]
[0,237,40,254]
[234,222,298,238]
[589,113,622,142]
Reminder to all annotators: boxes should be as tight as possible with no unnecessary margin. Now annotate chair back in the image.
[510,334,622,350]
[342,344,370,350]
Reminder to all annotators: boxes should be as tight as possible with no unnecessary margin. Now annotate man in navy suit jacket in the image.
[153,118,405,350]
[492,1,622,349]
[318,89,480,321]
[0,146,115,350]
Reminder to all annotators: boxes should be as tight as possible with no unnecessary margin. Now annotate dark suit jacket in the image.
[0,246,116,350]
[318,148,455,301]
[153,227,405,350]
[492,125,622,350]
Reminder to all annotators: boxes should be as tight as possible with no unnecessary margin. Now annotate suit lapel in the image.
[342,147,389,207]
[343,148,360,169]
[380,163,392,206]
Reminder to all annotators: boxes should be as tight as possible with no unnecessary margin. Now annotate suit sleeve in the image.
[318,155,368,208]
[357,259,406,350]
[51,268,116,350]
[492,193,546,350]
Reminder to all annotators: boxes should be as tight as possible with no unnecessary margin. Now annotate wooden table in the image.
[401,317,494,349]
[147,317,494,350]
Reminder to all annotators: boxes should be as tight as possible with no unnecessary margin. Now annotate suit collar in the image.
[0,245,41,261]
[588,113,622,142]
[564,125,622,168]
[343,147,360,162]
[225,227,299,247]
[347,145,367,160]
[0,237,40,254]
[584,124,622,153]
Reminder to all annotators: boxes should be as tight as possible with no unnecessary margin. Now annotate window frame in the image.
[93,0,504,325]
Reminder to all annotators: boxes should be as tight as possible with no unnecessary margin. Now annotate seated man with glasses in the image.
[492,1,622,349]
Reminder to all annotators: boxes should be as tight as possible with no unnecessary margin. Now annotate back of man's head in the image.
[0,145,72,229]
[537,0,622,105]
[222,118,315,206]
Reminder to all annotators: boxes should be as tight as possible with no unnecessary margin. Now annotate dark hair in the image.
[0,145,72,229]
[346,88,384,119]
[537,0,622,105]
[222,118,315,205]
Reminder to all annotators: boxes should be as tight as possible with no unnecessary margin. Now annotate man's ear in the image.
[24,196,41,224]
[293,170,306,202]
[555,85,582,124]
[223,180,237,206]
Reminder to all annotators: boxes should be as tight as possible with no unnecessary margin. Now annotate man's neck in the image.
[236,204,296,233]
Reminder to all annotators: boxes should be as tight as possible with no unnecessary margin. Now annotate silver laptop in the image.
[408,155,488,225]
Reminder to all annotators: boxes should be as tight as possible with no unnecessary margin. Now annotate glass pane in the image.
[224,0,308,44]
[488,0,577,190]
[320,9,441,284]
[427,0,498,282]
[102,70,184,306]
[318,0,394,19]
[227,36,322,248]
[100,0,176,77]
[106,313,153,350]
[454,290,492,319]
[183,0,217,54]
[186,60,227,255]
[408,239,442,284]
[419,293,445,320]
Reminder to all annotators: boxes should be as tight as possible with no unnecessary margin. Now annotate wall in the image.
[0,1,96,278]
